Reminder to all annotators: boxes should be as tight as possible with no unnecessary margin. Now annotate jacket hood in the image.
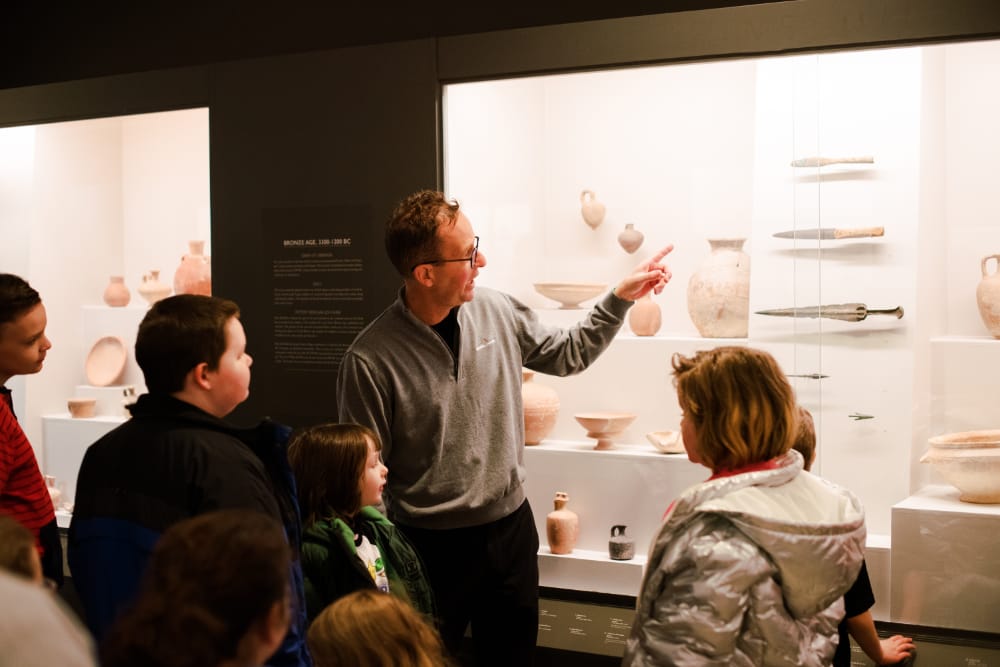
[669,450,865,619]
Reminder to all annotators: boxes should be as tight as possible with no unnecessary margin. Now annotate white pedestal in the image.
[525,440,706,595]
[890,485,1000,632]
[41,414,125,508]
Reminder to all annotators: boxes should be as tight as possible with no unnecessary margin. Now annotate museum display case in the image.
[443,39,1000,631]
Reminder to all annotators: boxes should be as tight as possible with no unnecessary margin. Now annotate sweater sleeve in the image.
[337,351,394,461]
[513,290,631,376]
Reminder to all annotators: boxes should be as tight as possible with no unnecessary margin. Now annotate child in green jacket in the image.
[289,423,435,621]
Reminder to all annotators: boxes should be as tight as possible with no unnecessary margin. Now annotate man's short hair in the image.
[384,190,460,277]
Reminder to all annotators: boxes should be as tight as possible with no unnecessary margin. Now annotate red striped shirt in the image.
[0,398,55,549]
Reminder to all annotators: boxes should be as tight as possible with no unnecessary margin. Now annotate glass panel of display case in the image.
[442,40,1000,548]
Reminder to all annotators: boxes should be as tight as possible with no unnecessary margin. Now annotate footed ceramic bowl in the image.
[921,429,1000,503]
[534,283,607,309]
[574,412,637,450]
[67,397,97,419]
[646,430,685,454]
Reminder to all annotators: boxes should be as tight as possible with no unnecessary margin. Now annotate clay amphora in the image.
[976,254,1000,338]
[628,294,662,336]
[522,369,560,445]
[137,269,172,306]
[687,238,750,338]
[173,240,212,296]
[546,492,579,555]
[617,223,644,254]
[580,190,606,230]
[608,524,635,561]
[102,275,131,307]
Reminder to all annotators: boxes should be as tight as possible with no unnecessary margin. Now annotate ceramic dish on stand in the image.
[574,412,637,450]
[85,335,127,386]
[534,283,607,309]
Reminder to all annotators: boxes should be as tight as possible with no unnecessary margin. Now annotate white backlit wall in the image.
[443,43,1000,537]
[0,108,209,463]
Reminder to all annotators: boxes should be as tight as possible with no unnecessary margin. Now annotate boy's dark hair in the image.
[135,294,240,394]
[0,274,41,326]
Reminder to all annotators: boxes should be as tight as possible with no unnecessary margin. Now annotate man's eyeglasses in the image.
[410,236,479,273]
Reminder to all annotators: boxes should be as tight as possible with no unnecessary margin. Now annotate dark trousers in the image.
[399,499,539,667]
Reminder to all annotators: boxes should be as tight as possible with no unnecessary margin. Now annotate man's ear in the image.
[412,265,435,287]
[186,362,212,391]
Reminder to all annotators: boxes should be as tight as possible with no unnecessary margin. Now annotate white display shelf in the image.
[538,548,647,597]
[890,485,1000,633]
[42,414,125,507]
[525,438,704,595]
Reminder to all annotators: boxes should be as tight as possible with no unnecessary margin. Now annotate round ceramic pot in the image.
[618,224,644,254]
[174,240,212,296]
[522,370,559,445]
[102,276,131,307]
[628,294,662,336]
[921,429,1000,503]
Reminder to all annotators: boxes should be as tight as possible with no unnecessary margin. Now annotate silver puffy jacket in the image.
[622,450,865,666]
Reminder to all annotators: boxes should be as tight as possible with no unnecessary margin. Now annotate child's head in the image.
[0,274,51,383]
[288,423,386,527]
[792,405,816,471]
[100,509,291,667]
[308,589,449,667]
[672,346,797,472]
[135,295,251,416]
[0,515,43,584]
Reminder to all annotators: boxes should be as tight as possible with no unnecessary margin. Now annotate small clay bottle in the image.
[617,223,644,254]
[609,524,635,561]
[546,492,579,555]
[102,276,131,307]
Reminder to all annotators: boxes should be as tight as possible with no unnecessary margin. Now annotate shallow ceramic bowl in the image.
[85,335,127,387]
[646,430,685,454]
[534,283,607,309]
[67,397,97,419]
[921,429,1000,503]
[574,412,637,450]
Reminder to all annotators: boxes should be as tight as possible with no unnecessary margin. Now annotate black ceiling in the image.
[1,1,785,90]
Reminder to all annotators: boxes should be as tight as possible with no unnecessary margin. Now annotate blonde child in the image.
[308,589,451,667]
[288,423,435,621]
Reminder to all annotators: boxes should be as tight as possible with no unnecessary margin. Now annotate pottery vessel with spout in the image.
[687,238,750,338]
[608,524,635,560]
[174,240,212,296]
[580,190,606,230]
[522,369,559,445]
[137,269,172,306]
[546,492,579,555]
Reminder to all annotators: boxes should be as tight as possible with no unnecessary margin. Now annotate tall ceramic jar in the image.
[686,238,750,338]
[522,369,559,445]
[976,254,1000,338]
[628,294,662,336]
[102,276,131,307]
[546,492,579,555]
[137,269,172,306]
[174,240,212,296]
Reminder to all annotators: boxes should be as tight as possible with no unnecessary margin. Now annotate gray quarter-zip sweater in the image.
[337,286,630,529]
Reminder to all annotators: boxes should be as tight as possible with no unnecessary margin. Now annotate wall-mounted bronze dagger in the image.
[756,303,903,322]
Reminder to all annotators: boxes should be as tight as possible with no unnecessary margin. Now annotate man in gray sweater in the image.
[337,190,671,666]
